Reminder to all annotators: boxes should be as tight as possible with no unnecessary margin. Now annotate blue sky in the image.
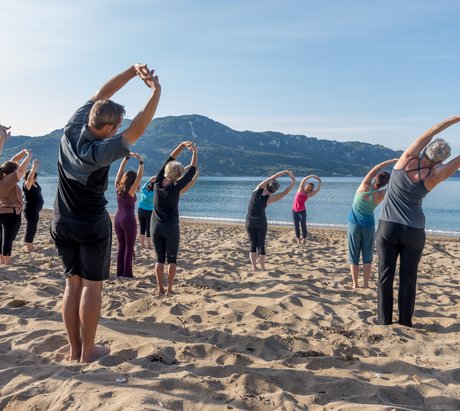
[1,0,460,152]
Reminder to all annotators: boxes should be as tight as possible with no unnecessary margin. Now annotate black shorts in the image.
[50,214,112,281]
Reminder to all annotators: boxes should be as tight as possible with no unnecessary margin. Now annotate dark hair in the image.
[266,179,280,193]
[146,182,154,191]
[0,161,18,180]
[117,170,137,195]
[305,182,315,192]
[374,171,390,188]
[24,170,38,181]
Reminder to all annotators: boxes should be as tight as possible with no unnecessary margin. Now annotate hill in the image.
[1,115,402,176]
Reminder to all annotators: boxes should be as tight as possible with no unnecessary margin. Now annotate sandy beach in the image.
[0,209,459,410]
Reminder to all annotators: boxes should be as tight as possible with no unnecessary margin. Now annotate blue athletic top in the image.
[138,180,154,211]
[348,188,377,227]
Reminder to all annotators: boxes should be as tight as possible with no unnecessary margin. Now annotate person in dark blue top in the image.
[23,159,44,252]
[151,141,197,295]
[50,64,161,363]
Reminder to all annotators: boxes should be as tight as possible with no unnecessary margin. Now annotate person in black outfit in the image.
[23,159,44,252]
[151,141,198,295]
[246,170,295,270]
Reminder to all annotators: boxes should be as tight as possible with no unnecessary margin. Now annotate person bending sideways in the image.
[246,170,295,270]
[151,141,197,295]
[291,175,321,244]
[50,64,161,362]
[376,115,460,327]
[347,158,397,289]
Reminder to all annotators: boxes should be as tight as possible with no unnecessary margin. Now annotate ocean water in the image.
[38,176,460,237]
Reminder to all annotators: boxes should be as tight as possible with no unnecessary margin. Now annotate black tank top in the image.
[246,188,269,229]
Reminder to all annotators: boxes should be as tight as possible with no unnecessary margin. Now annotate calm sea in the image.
[38,176,460,237]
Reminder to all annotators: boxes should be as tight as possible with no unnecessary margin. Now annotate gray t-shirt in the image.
[54,100,130,220]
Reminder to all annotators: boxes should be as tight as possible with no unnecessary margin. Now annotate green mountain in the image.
[1,114,402,176]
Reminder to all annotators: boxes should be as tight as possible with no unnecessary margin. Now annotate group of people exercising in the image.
[1,63,459,362]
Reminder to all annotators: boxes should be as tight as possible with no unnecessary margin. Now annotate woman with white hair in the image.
[376,115,460,327]
[151,141,197,295]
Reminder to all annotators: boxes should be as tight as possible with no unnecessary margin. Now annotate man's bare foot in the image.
[352,283,359,289]
[362,283,369,289]
[81,344,110,363]
[157,288,165,296]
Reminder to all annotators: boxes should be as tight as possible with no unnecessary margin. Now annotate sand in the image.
[0,209,459,410]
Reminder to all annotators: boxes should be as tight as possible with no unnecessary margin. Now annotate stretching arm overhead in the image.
[268,171,296,204]
[358,158,398,192]
[115,156,130,189]
[256,170,289,190]
[396,115,460,169]
[309,175,322,197]
[24,160,40,190]
[128,153,144,197]
[0,125,11,156]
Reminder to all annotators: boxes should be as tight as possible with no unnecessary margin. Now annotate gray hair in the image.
[165,161,184,182]
[424,138,451,163]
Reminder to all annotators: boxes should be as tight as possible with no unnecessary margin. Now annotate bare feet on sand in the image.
[81,344,110,363]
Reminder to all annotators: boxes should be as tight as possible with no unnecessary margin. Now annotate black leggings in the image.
[24,210,40,243]
[292,210,307,239]
[375,220,425,327]
[0,213,21,256]
[138,207,153,237]
[246,226,267,255]
[152,221,180,264]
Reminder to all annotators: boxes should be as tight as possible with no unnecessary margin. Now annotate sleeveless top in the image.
[292,191,309,212]
[348,188,377,227]
[246,188,269,229]
[116,192,136,215]
[379,157,429,229]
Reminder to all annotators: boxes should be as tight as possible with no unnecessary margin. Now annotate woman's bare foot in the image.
[157,288,165,296]
[25,242,34,252]
[81,344,110,363]
[352,283,359,289]
[166,289,177,295]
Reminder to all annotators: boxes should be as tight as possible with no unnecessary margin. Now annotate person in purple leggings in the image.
[114,153,144,278]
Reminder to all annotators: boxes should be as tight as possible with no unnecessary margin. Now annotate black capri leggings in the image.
[152,221,180,264]
[138,207,153,237]
[24,210,40,243]
[376,220,425,327]
[0,213,21,256]
[246,225,267,255]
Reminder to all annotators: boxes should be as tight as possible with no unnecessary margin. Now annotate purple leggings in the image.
[114,212,137,277]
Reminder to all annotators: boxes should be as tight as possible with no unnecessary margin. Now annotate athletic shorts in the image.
[50,214,112,281]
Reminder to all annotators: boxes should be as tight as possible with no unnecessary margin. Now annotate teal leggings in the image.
[347,222,375,264]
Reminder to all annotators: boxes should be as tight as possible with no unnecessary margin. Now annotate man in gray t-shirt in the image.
[50,64,161,363]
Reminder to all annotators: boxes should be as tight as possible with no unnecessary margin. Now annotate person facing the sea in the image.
[50,64,161,362]
[151,141,198,295]
[0,149,32,265]
[114,153,144,278]
[376,115,460,327]
[292,175,321,244]
[138,175,156,249]
[23,159,45,252]
[246,170,295,270]
[347,159,397,289]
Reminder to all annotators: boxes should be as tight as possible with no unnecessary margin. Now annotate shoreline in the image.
[41,208,460,239]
